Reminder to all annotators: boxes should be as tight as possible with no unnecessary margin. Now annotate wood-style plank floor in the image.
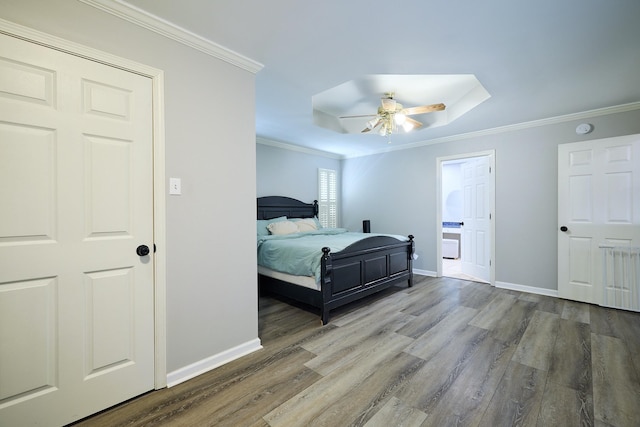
[73,276,640,426]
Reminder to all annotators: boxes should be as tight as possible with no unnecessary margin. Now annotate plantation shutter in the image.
[318,168,338,228]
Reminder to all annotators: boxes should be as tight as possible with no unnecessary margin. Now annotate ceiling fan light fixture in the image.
[381,97,396,111]
[394,112,407,125]
[402,121,414,132]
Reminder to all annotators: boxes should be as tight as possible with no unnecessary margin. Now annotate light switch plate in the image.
[169,177,181,195]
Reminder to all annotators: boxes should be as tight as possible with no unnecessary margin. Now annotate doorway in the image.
[436,150,495,284]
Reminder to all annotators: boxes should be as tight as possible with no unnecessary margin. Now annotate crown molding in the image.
[343,101,640,158]
[256,137,344,160]
[0,18,161,77]
[79,0,263,74]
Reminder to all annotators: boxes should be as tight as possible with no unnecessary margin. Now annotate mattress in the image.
[257,265,319,291]
[257,229,407,282]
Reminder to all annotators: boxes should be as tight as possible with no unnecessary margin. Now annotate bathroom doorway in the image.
[436,151,495,284]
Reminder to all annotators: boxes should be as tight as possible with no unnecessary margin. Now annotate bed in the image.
[257,196,414,324]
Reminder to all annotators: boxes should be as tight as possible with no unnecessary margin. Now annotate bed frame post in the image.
[320,246,332,325]
[408,235,415,287]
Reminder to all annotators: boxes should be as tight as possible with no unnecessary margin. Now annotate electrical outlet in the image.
[169,178,181,195]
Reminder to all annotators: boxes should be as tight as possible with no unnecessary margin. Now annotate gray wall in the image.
[3,0,259,373]
[342,109,640,291]
[256,142,341,215]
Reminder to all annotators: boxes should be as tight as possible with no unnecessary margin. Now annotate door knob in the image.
[560,226,568,232]
[136,245,150,256]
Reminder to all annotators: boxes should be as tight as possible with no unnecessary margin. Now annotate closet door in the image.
[0,32,155,426]
[558,135,640,306]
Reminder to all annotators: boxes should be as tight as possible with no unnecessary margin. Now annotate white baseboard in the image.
[414,269,436,277]
[166,338,262,387]
[414,270,558,299]
[495,281,559,298]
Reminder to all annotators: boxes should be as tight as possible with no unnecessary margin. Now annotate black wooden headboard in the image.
[257,196,318,220]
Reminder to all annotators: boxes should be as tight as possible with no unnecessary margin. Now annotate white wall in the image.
[2,0,259,374]
[442,162,463,223]
[343,110,640,291]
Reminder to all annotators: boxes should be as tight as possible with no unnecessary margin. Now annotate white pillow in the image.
[290,217,322,229]
[267,220,299,235]
[257,216,286,236]
[295,218,318,232]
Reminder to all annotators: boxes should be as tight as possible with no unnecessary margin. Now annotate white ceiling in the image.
[122,0,640,157]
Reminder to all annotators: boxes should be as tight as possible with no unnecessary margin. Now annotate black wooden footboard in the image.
[319,235,414,324]
[259,235,414,324]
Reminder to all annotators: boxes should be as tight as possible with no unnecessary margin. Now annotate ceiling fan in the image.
[340,92,445,137]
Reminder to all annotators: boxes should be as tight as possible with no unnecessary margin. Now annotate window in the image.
[318,168,338,228]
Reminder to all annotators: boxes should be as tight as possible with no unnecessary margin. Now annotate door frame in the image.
[0,19,168,388]
[436,150,496,285]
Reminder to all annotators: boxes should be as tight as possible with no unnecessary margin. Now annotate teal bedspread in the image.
[257,228,408,282]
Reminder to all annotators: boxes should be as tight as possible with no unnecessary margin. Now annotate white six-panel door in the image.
[460,156,491,283]
[558,135,640,306]
[0,32,155,426]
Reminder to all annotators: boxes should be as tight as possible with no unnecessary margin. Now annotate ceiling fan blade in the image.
[405,117,423,129]
[361,118,382,133]
[339,114,378,119]
[402,103,446,116]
